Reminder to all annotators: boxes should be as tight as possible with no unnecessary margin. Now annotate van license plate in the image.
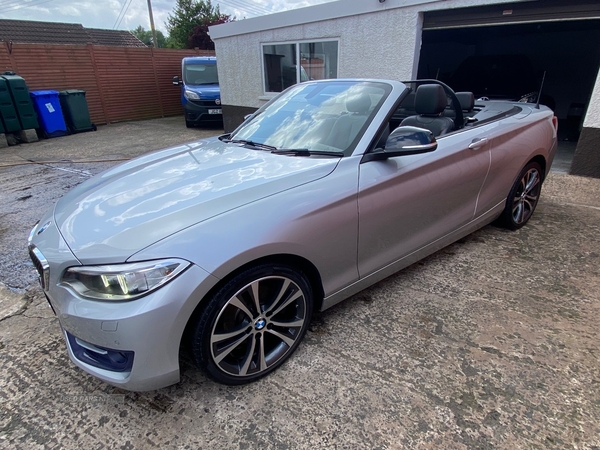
[208,109,222,115]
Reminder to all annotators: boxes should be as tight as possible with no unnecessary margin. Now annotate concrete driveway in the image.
[1,117,599,449]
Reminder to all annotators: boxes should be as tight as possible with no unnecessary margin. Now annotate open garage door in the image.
[423,0,600,29]
[418,1,600,145]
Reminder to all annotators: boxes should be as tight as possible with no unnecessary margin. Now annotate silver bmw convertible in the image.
[28,79,557,390]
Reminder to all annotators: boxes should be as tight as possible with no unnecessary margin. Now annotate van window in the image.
[184,64,219,86]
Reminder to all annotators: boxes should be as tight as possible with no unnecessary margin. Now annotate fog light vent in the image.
[66,332,134,373]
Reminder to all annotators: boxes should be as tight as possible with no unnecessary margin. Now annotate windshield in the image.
[184,63,219,85]
[231,81,391,155]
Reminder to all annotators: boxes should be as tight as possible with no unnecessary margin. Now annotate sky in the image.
[0,0,337,35]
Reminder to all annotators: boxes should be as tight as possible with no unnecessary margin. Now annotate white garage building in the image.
[210,0,600,177]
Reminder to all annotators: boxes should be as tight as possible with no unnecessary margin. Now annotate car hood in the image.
[54,138,339,263]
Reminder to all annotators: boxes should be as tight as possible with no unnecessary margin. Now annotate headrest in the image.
[455,92,475,111]
[415,84,447,116]
[346,95,371,114]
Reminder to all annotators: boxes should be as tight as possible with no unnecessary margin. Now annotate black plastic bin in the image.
[59,90,96,133]
[0,77,21,133]
[1,75,38,130]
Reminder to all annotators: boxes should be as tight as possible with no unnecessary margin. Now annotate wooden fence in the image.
[0,42,215,125]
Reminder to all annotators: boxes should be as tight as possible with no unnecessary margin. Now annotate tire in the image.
[190,264,313,385]
[185,120,194,128]
[497,161,543,230]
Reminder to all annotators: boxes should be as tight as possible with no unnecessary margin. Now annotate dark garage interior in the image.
[418,18,600,144]
[417,0,600,171]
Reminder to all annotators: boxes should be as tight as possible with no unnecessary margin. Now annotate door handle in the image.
[468,138,488,150]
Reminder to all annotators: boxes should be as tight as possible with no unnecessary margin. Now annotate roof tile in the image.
[0,19,147,47]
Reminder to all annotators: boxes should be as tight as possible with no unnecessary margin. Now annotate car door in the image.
[357,124,495,277]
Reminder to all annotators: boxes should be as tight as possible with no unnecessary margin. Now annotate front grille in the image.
[28,245,49,291]
[28,247,43,278]
[190,99,220,107]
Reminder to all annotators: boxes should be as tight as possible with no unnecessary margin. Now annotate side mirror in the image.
[172,76,181,86]
[363,126,437,162]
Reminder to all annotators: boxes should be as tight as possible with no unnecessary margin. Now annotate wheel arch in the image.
[495,156,545,230]
[529,154,547,181]
[180,253,324,350]
[238,254,325,312]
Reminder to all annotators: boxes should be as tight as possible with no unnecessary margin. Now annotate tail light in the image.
[552,115,558,132]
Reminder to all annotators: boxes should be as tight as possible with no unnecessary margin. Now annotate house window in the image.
[262,40,339,93]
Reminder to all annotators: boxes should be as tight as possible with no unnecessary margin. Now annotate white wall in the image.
[212,0,589,110]
[214,8,421,108]
[584,68,600,129]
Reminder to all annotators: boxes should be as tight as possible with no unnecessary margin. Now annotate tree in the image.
[165,0,233,50]
[187,16,229,50]
[130,25,167,48]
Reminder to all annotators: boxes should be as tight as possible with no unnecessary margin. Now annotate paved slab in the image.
[0,118,599,449]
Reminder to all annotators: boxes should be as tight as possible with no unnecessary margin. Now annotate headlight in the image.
[28,221,39,244]
[61,259,190,301]
[184,89,200,100]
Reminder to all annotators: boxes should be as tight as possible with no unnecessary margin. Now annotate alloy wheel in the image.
[511,167,541,225]
[209,275,308,377]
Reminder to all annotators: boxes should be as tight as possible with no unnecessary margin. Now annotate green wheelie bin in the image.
[0,76,25,132]
[59,90,96,133]
[1,74,38,130]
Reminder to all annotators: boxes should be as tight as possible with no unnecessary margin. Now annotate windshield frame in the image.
[230,80,394,157]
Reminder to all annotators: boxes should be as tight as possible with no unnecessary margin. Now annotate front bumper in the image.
[29,219,219,391]
[184,100,223,125]
[53,264,216,391]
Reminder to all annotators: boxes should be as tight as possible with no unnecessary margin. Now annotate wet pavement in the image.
[1,118,599,449]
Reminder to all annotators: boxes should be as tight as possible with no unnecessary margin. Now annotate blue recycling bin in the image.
[30,90,67,137]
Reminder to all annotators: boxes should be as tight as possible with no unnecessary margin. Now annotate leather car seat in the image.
[400,84,454,136]
[325,94,372,149]
[443,91,475,121]
[456,92,475,113]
